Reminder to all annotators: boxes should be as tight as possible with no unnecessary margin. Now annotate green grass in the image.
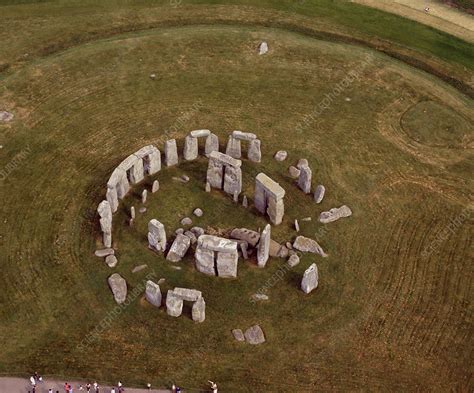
[0,3,472,393]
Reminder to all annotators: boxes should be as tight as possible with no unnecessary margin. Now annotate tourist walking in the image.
[86,383,91,392]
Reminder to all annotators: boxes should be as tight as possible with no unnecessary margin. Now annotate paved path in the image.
[0,377,172,393]
[351,0,474,42]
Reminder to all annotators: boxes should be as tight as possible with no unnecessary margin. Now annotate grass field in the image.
[0,1,473,392]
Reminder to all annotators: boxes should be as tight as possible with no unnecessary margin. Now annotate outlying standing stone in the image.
[301,263,319,294]
[258,42,268,55]
[108,273,127,304]
[145,280,162,307]
[293,236,327,257]
[319,205,352,223]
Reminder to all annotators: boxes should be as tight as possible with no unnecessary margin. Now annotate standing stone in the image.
[183,135,199,161]
[164,139,178,166]
[195,247,215,276]
[248,139,262,163]
[314,185,325,204]
[244,324,266,344]
[205,181,211,192]
[193,208,203,217]
[152,180,159,193]
[166,234,191,262]
[298,165,312,194]
[105,254,118,268]
[223,164,242,196]
[301,263,319,294]
[258,42,269,55]
[242,195,248,208]
[130,206,136,219]
[148,219,167,252]
[145,280,162,307]
[106,187,119,213]
[108,273,127,304]
[216,251,239,278]
[205,133,219,157]
[142,189,147,204]
[257,224,271,268]
[295,219,300,232]
[192,297,206,322]
[184,230,197,245]
[297,158,308,169]
[225,136,241,159]
[166,290,183,317]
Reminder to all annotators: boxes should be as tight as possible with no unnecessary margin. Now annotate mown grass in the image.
[0,5,472,393]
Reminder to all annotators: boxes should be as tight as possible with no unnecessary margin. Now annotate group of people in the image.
[29,373,218,392]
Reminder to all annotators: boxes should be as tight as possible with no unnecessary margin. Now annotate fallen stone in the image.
[252,293,269,302]
[158,278,166,284]
[166,234,191,262]
[302,217,312,222]
[230,228,260,247]
[192,296,206,322]
[193,208,203,217]
[319,205,352,223]
[108,273,127,304]
[180,217,192,226]
[173,287,202,302]
[0,111,14,122]
[277,245,289,258]
[301,263,319,294]
[132,264,147,273]
[191,226,205,237]
[258,42,268,55]
[288,166,300,179]
[244,325,266,344]
[181,175,190,182]
[293,236,327,257]
[139,207,147,214]
[295,219,300,232]
[166,290,183,317]
[145,280,162,307]
[232,329,245,342]
[184,230,197,245]
[287,254,300,267]
[274,151,287,161]
[314,185,325,204]
[95,248,114,258]
[152,180,159,193]
[105,254,118,268]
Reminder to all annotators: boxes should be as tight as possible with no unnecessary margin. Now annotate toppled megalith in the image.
[301,263,319,294]
[148,219,167,252]
[319,205,352,223]
[255,173,285,225]
[244,324,266,344]
[314,185,325,204]
[206,151,242,197]
[166,234,191,262]
[108,273,127,304]
[195,235,239,278]
[293,236,327,257]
